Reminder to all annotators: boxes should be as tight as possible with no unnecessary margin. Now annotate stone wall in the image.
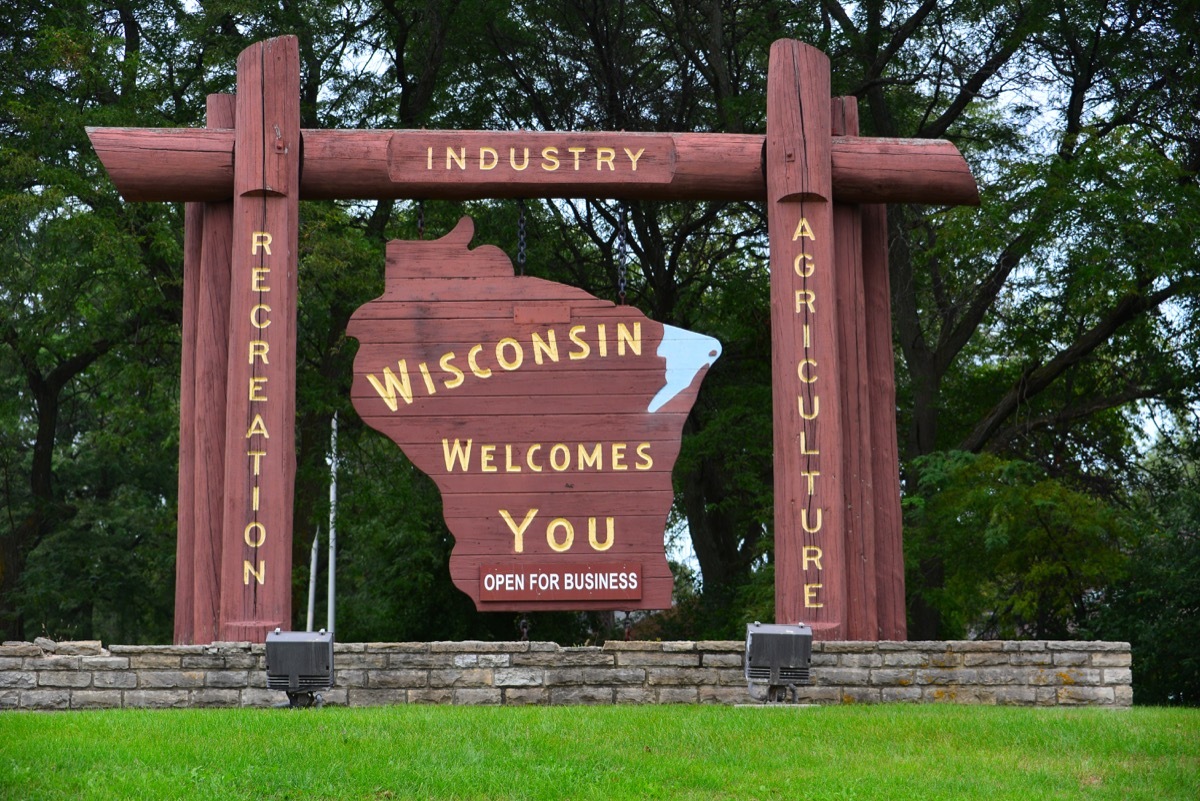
[0,638,1132,710]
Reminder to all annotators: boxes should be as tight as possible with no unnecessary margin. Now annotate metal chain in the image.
[616,203,628,304]
[516,199,527,275]
[416,199,425,240]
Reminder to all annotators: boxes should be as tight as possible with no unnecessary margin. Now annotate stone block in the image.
[545,667,644,686]
[26,656,82,671]
[820,642,872,653]
[838,653,883,668]
[792,687,842,704]
[1009,653,1053,666]
[1114,686,1134,706]
[1092,652,1132,667]
[1102,668,1133,686]
[923,687,996,704]
[698,685,752,705]
[239,688,279,708]
[494,668,544,688]
[182,655,227,670]
[0,657,22,669]
[363,642,429,653]
[869,669,916,687]
[140,670,205,689]
[882,652,928,668]
[0,690,19,709]
[881,686,923,703]
[126,654,183,669]
[430,641,526,654]
[512,650,613,667]
[21,689,70,710]
[963,653,1010,667]
[840,687,882,704]
[370,669,429,689]
[56,641,103,656]
[715,668,749,686]
[1052,652,1090,667]
[407,688,454,705]
[320,689,349,706]
[662,641,697,653]
[503,688,550,706]
[333,669,367,688]
[205,671,249,689]
[38,671,91,688]
[428,668,493,689]
[929,652,962,668]
[809,653,838,667]
[0,672,35,689]
[696,641,744,652]
[223,654,260,670]
[1057,686,1115,705]
[646,667,719,686]
[615,652,699,667]
[994,687,1038,706]
[613,687,654,704]
[974,667,1022,686]
[123,690,190,709]
[601,641,664,652]
[347,688,408,707]
[93,671,137,689]
[190,689,241,708]
[915,669,978,686]
[550,686,614,705]
[813,667,870,687]
[453,688,502,706]
[950,641,1004,653]
[0,644,42,657]
[81,656,129,670]
[388,653,459,669]
[656,687,699,704]
[701,653,743,668]
[334,653,388,669]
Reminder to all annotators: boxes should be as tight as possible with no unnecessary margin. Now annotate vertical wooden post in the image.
[218,36,300,641]
[863,202,907,639]
[767,41,845,639]
[831,97,879,639]
[191,96,236,643]
[176,205,201,644]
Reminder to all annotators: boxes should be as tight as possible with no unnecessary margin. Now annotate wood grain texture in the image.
[862,202,907,640]
[88,127,978,205]
[832,97,879,640]
[348,217,718,610]
[218,37,300,642]
[768,40,846,639]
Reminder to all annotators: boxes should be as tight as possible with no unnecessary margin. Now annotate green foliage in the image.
[903,451,1131,639]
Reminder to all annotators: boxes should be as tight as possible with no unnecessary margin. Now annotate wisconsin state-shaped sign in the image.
[347,217,720,610]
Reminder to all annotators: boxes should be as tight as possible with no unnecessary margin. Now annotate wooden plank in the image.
[832,97,878,640]
[768,40,846,639]
[191,94,236,644]
[88,127,979,205]
[350,218,719,611]
[175,200,200,645]
[863,202,907,640]
[218,37,300,642]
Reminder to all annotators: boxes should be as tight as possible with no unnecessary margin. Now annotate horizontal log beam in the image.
[87,127,979,206]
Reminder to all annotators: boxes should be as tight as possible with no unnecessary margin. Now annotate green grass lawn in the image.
[2,704,1196,799]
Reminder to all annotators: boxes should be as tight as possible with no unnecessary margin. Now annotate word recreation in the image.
[241,231,276,587]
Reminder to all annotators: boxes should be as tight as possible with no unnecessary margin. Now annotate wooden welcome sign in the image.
[347,217,719,609]
[89,36,978,642]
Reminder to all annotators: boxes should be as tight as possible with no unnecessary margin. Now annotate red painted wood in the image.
[768,41,846,639]
[218,37,300,642]
[863,202,907,640]
[87,127,979,206]
[348,217,717,611]
[176,200,200,645]
[832,98,879,640]
[191,96,236,643]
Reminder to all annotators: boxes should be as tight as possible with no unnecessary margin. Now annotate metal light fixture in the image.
[265,628,334,708]
[745,621,813,703]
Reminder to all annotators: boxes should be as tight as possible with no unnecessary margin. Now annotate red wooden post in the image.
[218,37,300,641]
[191,96,236,643]
[863,202,907,639]
[767,41,846,638]
[832,97,879,639]
[176,202,200,644]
